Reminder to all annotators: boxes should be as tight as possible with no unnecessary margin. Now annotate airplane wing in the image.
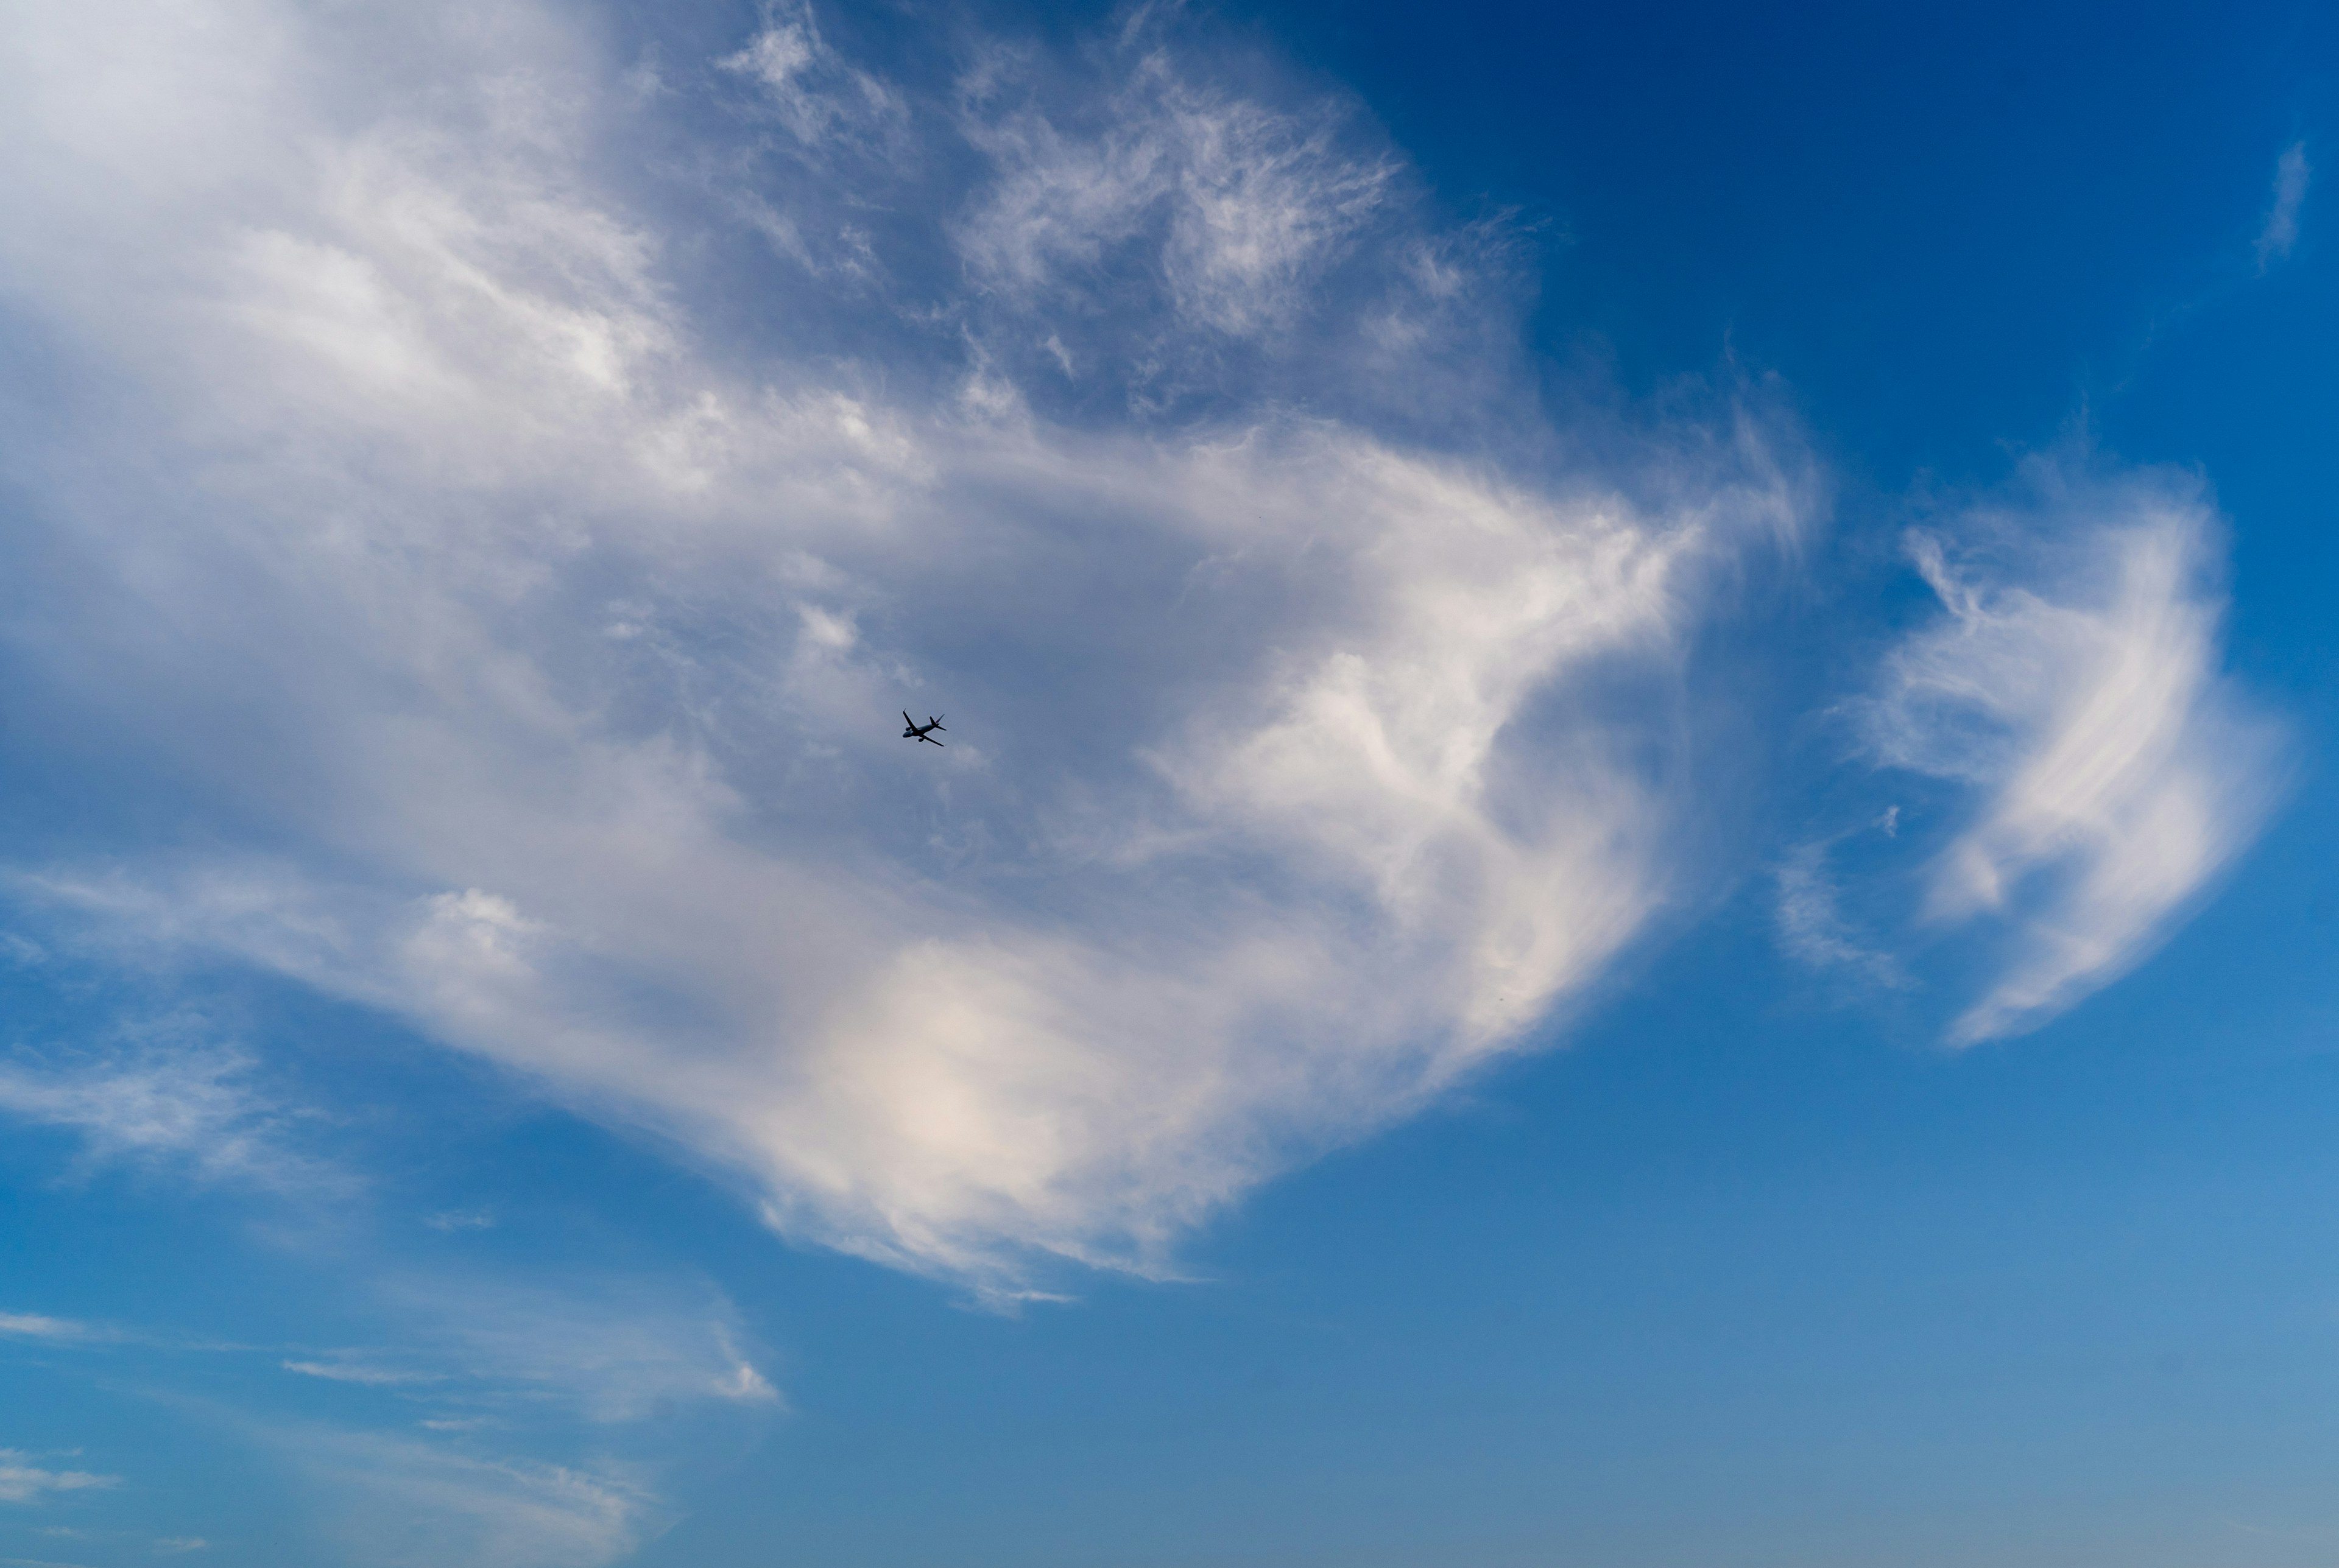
[903,711,915,726]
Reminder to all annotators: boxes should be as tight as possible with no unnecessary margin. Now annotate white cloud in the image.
[0,1315,101,1343]
[0,0,1815,1298]
[2256,140,2310,271]
[1855,463,2281,1042]
[0,1454,116,1505]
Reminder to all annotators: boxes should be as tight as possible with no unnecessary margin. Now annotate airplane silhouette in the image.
[901,711,946,745]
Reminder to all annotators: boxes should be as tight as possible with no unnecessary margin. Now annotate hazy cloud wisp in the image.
[2256,140,2310,271]
[0,1453,116,1506]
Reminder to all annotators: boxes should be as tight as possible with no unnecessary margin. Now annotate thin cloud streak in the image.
[373,1275,785,1421]
[2256,140,2310,271]
[0,1315,103,1344]
[283,1360,445,1387]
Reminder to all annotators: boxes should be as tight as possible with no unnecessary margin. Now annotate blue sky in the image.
[1,0,2335,1562]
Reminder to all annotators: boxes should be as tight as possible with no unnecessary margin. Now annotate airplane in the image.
[901,711,946,745]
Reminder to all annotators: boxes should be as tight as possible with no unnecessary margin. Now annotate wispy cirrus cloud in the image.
[954,43,1395,340]
[0,0,1815,1300]
[1852,460,2282,1042]
[275,1429,650,1568]
[0,1035,337,1197]
[355,1274,782,1423]
[2,1278,772,1564]
[722,0,906,153]
[1772,816,1911,993]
